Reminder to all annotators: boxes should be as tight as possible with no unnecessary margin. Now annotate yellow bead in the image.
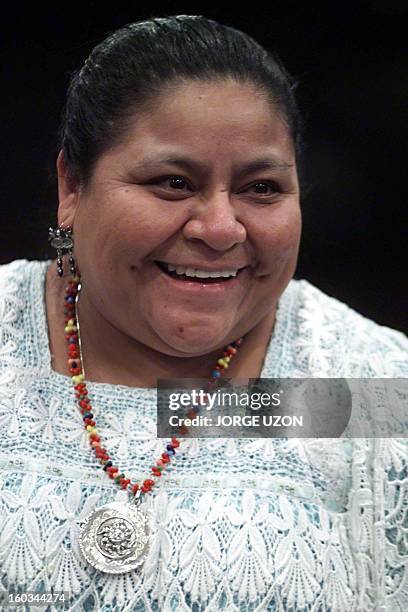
[67,319,75,326]
[224,356,231,363]
[217,358,230,369]
[65,325,77,333]
[86,425,97,433]
[72,374,84,384]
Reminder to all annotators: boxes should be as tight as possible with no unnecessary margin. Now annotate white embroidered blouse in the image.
[0,259,407,611]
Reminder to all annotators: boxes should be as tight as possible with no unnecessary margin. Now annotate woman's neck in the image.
[45,263,276,387]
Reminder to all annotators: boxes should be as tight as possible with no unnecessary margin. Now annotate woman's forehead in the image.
[115,84,295,164]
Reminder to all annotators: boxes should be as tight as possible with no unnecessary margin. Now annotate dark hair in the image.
[60,15,303,187]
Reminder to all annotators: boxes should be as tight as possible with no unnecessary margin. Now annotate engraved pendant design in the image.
[79,502,151,574]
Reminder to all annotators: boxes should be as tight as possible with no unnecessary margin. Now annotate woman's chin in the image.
[152,318,237,356]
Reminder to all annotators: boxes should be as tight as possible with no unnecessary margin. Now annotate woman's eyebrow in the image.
[236,157,295,175]
[133,154,294,175]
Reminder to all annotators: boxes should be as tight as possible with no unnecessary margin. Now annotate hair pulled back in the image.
[60,15,303,186]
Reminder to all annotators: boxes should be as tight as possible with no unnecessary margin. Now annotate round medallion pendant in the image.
[79,502,150,573]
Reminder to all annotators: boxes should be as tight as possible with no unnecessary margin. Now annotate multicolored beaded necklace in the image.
[63,273,243,574]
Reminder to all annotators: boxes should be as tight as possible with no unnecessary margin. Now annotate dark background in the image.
[1,1,407,333]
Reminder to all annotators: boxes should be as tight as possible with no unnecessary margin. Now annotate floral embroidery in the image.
[21,394,61,443]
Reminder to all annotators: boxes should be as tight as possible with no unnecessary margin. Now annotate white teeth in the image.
[162,263,238,278]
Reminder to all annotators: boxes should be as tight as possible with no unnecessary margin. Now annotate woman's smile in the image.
[152,259,252,296]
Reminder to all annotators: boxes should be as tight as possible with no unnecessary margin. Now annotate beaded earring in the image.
[48,225,76,277]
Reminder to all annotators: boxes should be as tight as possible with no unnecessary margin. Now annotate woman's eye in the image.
[150,177,280,198]
[157,176,191,190]
[248,181,279,196]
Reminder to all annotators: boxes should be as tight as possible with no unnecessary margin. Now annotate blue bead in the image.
[66,296,75,304]
[68,337,76,344]
[166,447,176,455]
[211,370,221,378]
[83,412,93,419]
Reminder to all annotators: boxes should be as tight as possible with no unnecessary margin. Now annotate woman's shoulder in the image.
[287,278,407,376]
[0,258,49,369]
[0,257,48,286]
[0,258,48,312]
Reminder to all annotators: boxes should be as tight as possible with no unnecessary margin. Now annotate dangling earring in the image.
[48,225,77,277]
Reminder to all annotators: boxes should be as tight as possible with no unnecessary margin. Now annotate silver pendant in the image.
[79,501,151,574]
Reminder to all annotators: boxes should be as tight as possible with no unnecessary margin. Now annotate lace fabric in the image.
[0,259,407,611]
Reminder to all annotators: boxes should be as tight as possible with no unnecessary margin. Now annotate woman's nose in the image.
[182,192,247,251]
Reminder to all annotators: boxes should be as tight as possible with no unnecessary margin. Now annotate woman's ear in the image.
[56,150,80,227]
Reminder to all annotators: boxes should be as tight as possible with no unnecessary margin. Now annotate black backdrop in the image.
[2,1,407,333]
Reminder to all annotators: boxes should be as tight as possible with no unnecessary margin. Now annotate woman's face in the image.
[58,79,301,356]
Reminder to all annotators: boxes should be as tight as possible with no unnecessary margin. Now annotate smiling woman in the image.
[54,76,300,383]
[0,14,407,612]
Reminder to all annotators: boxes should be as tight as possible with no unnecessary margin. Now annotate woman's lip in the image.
[154,261,250,293]
[155,260,248,273]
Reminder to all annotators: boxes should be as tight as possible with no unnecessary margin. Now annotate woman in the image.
[0,15,406,611]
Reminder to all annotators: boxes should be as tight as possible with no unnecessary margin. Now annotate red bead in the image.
[161,453,170,463]
[66,333,78,341]
[132,484,140,494]
[151,467,162,477]
[80,399,90,408]
[95,447,107,455]
[90,434,100,442]
[120,479,130,489]
[171,438,180,448]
